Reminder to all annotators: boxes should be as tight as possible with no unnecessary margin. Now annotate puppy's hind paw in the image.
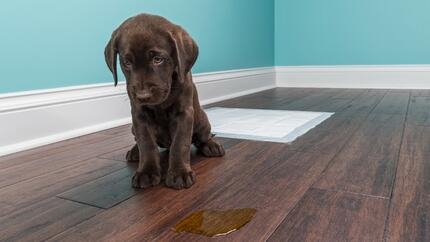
[132,171,161,189]
[199,139,225,157]
[126,144,139,162]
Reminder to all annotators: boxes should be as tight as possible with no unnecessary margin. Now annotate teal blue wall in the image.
[0,0,274,93]
[5,0,429,93]
[275,0,430,66]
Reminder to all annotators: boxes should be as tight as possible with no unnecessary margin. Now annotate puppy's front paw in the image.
[132,170,161,189]
[200,139,225,157]
[165,167,196,190]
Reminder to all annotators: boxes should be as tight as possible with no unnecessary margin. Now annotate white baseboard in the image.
[0,67,275,156]
[196,68,276,105]
[276,65,430,89]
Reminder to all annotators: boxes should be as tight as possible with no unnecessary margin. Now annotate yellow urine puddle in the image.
[173,208,257,237]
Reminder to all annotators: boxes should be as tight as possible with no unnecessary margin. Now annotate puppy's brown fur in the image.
[105,13,225,190]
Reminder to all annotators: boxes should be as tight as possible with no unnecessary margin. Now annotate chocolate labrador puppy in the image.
[105,13,225,190]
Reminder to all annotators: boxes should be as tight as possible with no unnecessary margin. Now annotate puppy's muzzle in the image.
[135,90,152,103]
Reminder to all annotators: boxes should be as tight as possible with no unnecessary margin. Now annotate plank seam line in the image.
[56,196,107,209]
[382,91,411,242]
[310,187,389,200]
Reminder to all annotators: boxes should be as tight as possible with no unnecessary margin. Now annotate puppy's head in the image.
[104,14,198,106]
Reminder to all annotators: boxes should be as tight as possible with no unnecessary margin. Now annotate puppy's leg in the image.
[194,109,225,157]
[126,126,139,162]
[165,108,196,190]
[131,120,161,189]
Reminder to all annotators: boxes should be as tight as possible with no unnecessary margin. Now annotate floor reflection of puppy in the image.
[104,14,225,190]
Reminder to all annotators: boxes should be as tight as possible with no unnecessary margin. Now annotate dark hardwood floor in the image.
[0,88,429,242]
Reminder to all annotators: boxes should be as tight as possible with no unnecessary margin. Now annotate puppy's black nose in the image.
[136,91,152,102]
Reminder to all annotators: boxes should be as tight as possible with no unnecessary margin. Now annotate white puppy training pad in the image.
[205,107,334,143]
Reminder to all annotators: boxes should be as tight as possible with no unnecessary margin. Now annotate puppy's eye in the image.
[153,56,164,65]
[123,59,132,67]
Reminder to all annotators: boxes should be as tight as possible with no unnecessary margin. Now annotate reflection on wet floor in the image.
[173,208,257,237]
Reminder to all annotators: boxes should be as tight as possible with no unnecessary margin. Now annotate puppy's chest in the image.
[141,109,175,146]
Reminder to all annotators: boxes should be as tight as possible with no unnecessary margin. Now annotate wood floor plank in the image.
[315,112,367,132]
[338,118,404,161]
[57,166,137,209]
[0,158,125,217]
[407,95,430,126]
[0,197,101,242]
[320,90,384,129]
[209,88,325,110]
[305,96,356,112]
[411,89,430,97]
[258,88,315,100]
[206,88,317,110]
[314,118,404,197]
[329,88,368,100]
[288,128,353,157]
[314,151,397,198]
[338,89,387,116]
[366,113,406,126]
[371,91,410,115]
[0,133,113,169]
[206,88,359,112]
[268,188,389,242]
[268,89,328,110]
[281,89,340,111]
[300,89,367,112]
[98,124,132,136]
[0,134,134,188]
[205,90,275,109]
[97,146,133,162]
[385,125,430,242]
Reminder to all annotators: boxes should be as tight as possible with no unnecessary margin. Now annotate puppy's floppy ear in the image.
[104,31,119,86]
[169,28,199,83]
